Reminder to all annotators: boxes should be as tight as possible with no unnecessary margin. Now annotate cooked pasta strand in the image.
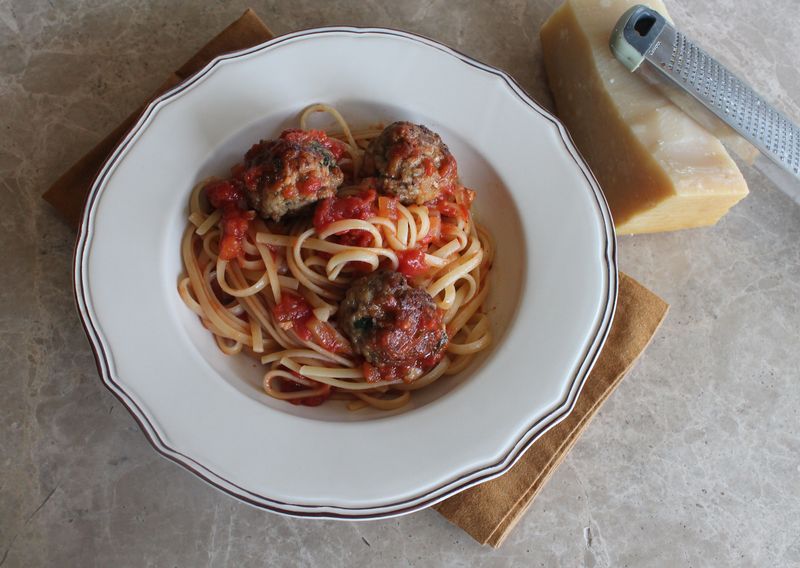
[178,105,493,411]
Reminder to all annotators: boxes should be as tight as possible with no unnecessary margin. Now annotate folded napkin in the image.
[43,9,669,547]
[434,273,667,546]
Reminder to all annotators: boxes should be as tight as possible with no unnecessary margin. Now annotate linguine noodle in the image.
[178,104,493,410]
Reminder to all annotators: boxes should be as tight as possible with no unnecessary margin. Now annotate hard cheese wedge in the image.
[540,0,749,234]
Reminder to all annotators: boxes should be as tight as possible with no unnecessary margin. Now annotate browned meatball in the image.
[235,129,344,222]
[362,122,457,205]
[338,270,448,383]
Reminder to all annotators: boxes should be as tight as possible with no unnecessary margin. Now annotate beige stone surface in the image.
[1,0,799,566]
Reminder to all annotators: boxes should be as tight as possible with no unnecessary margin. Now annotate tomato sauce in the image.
[279,129,346,160]
[424,183,475,222]
[306,318,353,355]
[342,270,448,384]
[437,153,457,180]
[297,175,322,196]
[279,373,332,407]
[361,303,446,383]
[378,195,399,221]
[396,248,429,277]
[271,292,313,341]
[363,362,409,384]
[388,140,415,162]
[422,158,436,177]
[204,179,254,260]
[313,189,378,247]
[313,189,377,231]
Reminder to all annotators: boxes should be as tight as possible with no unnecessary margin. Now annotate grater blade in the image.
[610,5,800,184]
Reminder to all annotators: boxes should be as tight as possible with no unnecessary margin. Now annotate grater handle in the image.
[610,5,666,72]
[610,5,800,182]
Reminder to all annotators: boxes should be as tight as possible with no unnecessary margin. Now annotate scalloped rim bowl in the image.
[74,27,617,519]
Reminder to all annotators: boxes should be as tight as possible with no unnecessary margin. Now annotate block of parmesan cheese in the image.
[540,0,749,234]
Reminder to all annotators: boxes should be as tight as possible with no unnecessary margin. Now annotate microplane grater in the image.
[610,5,800,183]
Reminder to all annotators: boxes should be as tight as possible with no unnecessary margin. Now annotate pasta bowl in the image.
[74,27,617,519]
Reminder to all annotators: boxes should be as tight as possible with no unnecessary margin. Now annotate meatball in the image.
[236,130,344,222]
[362,122,457,205]
[338,270,448,382]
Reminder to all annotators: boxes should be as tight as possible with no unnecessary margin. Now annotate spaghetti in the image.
[178,104,493,410]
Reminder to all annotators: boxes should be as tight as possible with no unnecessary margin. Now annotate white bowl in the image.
[74,27,617,519]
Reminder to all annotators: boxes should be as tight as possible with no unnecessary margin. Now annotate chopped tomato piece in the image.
[272,292,313,340]
[293,321,313,341]
[426,194,468,221]
[306,319,353,355]
[204,180,254,260]
[378,195,399,221]
[240,164,264,192]
[313,189,377,232]
[396,248,429,277]
[205,179,242,208]
[438,154,457,180]
[323,138,347,161]
[218,210,254,260]
[421,181,474,222]
[438,201,466,219]
[272,291,312,323]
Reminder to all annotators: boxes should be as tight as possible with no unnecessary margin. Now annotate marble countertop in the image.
[2,0,799,566]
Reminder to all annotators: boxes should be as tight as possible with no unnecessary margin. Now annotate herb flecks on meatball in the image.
[362,122,457,205]
[338,270,448,383]
[235,129,345,222]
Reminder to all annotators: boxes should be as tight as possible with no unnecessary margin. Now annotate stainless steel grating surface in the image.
[653,28,799,176]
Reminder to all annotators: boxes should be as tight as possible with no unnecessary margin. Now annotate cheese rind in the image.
[540,0,749,234]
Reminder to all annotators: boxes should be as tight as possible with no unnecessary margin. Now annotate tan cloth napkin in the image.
[42,9,669,547]
[434,273,667,546]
